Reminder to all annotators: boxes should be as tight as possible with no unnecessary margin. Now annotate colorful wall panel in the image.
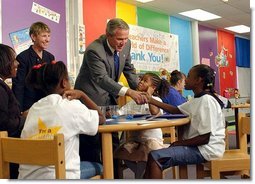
[170,16,193,97]
[217,30,236,95]
[198,25,219,93]
[235,37,250,68]
[169,17,193,76]
[116,1,137,87]
[83,0,116,46]
[2,0,67,64]
[137,8,169,33]
[116,1,137,25]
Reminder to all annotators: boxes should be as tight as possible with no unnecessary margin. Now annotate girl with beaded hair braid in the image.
[143,64,225,179]
[114,72,170,178]
[19,61,105,179]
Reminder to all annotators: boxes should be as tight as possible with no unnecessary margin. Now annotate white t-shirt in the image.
[18,94,99,179]
[178,94,225,161]
[120,96,163,141]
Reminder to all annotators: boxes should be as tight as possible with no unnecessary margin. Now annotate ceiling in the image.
[120,0,251,38]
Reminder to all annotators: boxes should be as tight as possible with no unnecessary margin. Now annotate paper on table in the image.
[145,114,188,119]
[137,119,169,125]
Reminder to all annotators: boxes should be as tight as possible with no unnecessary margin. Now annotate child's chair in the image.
[196,112,250,179]
[117,127,177,179]
[161,126,178,178]
[0,131,66,179]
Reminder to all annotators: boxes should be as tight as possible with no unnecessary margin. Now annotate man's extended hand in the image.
[126,89,148,104]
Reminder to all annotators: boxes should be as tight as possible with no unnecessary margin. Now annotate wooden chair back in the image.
[161,126,176,144]
[196,112,250,179]
[162,126,178,178]
[0,131,66,179]
[239,115,250,153]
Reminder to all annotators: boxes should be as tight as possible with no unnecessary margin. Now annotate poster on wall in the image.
[78,24,86,54]
[129,25,179,74]
[31,2,60,23]
[9,28,32,55]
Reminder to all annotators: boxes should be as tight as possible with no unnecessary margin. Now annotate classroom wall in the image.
[198,25,220,93]
[82,0,250,98]
[217,30,237,96]
[2,0,248,98]
[83,0,116,46]
[116,1,137,25]
[169,16,193,97]
[1,0,67,64]
[137,7,169,33]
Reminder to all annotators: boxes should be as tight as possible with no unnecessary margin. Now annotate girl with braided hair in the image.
[144,64,225,179]
[114,72,170,178]
[19,61,105,179]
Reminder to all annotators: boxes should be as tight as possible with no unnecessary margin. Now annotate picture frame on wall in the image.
[9,27,32,55]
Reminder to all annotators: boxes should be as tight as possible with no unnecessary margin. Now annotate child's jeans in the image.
[80,161,103,179]
[150,146,206,170]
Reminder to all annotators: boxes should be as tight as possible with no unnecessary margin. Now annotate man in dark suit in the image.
[74,18,146,178]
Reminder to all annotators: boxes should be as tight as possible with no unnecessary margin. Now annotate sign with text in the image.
[31,2,60,23]
[129,25,179,73]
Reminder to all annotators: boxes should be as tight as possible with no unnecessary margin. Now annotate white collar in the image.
[106,39,116,54]
[0,77,3,81]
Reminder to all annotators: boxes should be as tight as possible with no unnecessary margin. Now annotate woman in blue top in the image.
[162,70,186,107]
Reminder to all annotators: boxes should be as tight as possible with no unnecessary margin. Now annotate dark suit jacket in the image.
[12,46,55,111]
[0,80,24,138]
[75,35,138,105]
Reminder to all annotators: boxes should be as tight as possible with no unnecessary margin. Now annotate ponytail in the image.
[26,61,68,95]
[193,64,224,109]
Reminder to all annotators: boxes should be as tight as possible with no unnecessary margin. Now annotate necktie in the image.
[114,50,119,78]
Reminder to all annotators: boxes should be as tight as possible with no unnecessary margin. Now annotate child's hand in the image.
[63,89,84,100]
[141,92,152,103]
[126,89,147,105]
[147,86,154,96]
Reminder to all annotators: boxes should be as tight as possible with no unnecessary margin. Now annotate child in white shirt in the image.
[18,61,105,179]
[114,72,170,178]
[143,64,225,179]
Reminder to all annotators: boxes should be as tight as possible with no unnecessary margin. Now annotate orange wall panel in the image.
[83,0,116,46]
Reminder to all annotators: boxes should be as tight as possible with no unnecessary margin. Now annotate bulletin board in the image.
[1,0,67,64]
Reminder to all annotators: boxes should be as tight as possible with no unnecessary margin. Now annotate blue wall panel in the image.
[170,16,193,97]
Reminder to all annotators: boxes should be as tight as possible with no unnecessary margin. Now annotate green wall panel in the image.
[137,7,169,32]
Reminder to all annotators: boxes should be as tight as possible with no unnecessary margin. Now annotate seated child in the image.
[162,70,187,107]
[18,61,105,179]
[143,64,225,179]
[114,72,170,178]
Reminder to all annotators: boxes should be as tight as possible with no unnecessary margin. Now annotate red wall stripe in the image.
[217,30,237,96]
[83,0,116,46]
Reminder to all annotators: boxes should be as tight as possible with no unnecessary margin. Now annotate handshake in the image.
[126,88,154,105]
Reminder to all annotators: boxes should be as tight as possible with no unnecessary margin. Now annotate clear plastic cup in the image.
[109,105,119,119]
[99,105,119,119]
